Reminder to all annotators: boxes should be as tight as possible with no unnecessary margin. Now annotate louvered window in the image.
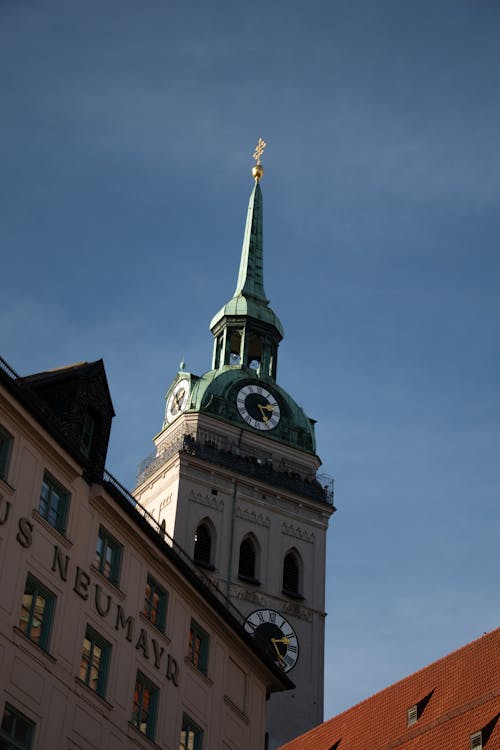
[407,705,418,726]
[238,537,256,580]
[194,523,212,566]
[283,551,300,595]
[470,731,482,750]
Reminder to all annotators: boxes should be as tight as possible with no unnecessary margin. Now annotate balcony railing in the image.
[103,469,248,627]
[137,432,334,507]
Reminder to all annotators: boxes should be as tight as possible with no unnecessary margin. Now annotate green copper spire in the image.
[233,181,267,302]
[209,143,283,381]
[210,174,283,338]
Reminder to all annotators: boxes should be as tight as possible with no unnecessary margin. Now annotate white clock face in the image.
[236,384,281,431]
[244,609,299,673]
[166,379,190,423]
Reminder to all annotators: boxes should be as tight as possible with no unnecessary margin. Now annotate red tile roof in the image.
[279,629,500,750]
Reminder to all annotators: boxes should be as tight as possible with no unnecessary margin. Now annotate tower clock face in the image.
[166,379,190,423]
[244,609,299,673]
[237,384,281,431]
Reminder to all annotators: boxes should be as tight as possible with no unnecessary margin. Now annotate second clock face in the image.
[166,379,190,423]
[237,384,281,431]
[244,609,299,673]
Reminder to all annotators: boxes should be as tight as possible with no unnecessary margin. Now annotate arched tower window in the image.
[282,549,302,598]
[229,329,242,365]
[193,521,213,567]
[246,333,263,372]
[238,535,259,582]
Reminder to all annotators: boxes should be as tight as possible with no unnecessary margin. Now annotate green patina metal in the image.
[210,182,284,338]
[162,176,318,455]
[189,368,316,453]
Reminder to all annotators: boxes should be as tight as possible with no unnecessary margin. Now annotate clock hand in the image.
[174,389,185,409]
[270,639,287,664]
[271,637,290,646]
[258,403,274,422]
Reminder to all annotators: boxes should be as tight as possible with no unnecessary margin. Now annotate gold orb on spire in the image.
[252,137,267,181]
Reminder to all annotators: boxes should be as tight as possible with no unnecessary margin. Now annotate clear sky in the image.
[1,0,499,719]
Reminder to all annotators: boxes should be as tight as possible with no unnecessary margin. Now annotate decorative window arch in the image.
[238,534,259,582]
[193,519,215,568]
[282,548,303,598]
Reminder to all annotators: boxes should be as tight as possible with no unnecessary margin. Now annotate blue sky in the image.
[1,0,499,718]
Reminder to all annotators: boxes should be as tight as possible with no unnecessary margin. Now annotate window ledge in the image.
[138,612,171,645]
[128,721,163,750]
[224,695,250,725]
[0,476,15,495]
[74,677,113,711]
[184,656,213,686]
[13,626,57,663]
[282,588,304,601]
[238,574,260,586]
[90,564,126,600]
[32,509,73,549]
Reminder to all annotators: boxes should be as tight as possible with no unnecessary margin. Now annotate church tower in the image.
[134,143,335,749]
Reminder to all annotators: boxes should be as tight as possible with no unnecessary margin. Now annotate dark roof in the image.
[1,356,91,469]
[21,359,115,415]
[1,356,115,481]
[279,628,500,750]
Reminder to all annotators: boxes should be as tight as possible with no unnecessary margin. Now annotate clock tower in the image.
[134,145,335,749]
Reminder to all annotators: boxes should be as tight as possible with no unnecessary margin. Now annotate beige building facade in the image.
[135,411,333,750]
[0,356,291,750]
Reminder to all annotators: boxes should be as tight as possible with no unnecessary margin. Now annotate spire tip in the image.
[252,138,266,182]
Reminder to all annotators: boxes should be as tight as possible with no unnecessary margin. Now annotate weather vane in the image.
[252,138,267,182]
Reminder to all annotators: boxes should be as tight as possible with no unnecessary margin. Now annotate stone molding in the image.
[159,494,172,511]
[236,505,270,528]
[232,587,266,606]
[230,585,315,623]
[281,601,313,623]
[282,522,315,544]
[188,489,224,512]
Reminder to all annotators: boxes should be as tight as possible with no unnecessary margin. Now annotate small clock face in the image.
[244,609,299,673]
[166,379,190,423]
[237,384,281,431]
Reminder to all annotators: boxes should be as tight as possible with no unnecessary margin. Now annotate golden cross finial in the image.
[253,138,267,165]
[252,138,267,181]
